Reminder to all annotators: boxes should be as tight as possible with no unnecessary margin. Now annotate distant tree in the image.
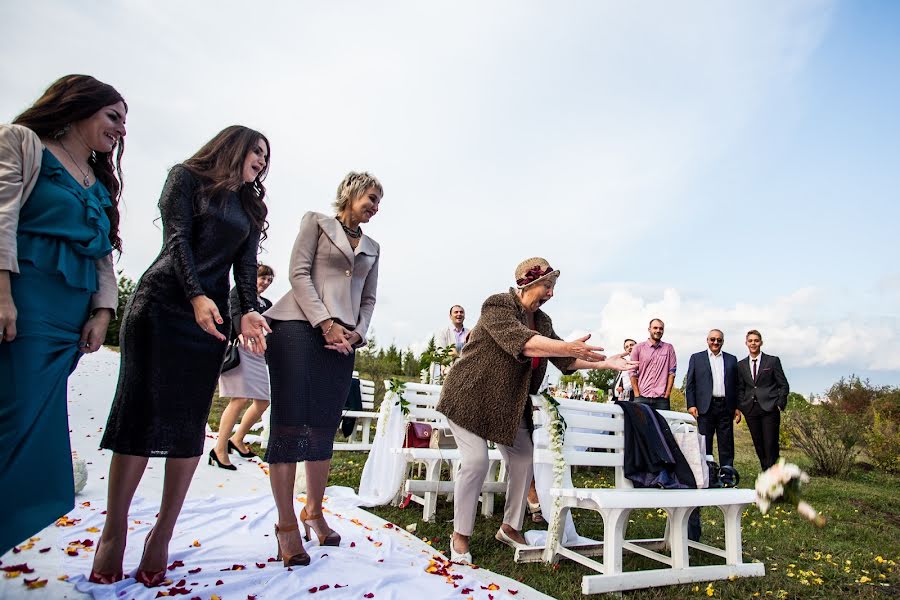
[402,348,422,377]
[585,369,617,394]
[104,271,136,346]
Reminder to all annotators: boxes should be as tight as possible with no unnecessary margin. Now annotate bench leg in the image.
[668,506,693,569]
[422,459,442,522]
[542,504,570,564]
[361,418,372,446]
[722,504,745,565]
[602,508,631,575]
[480,460,499,517]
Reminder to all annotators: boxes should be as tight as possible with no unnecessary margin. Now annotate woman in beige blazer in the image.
[263,171,381,566]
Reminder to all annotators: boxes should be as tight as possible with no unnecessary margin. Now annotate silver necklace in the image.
[57,139,92,187]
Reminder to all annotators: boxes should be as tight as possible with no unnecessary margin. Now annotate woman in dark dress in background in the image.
[90,126,272,586]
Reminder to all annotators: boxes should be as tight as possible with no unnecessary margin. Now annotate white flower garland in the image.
[542,392,567,553]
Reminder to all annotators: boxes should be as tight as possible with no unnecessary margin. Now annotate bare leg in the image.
[269,463,304,556]
[91,453,149,575]
[231,399,269,451]
[304,459,331,515]
[214,398,248,465]
[302,459,339,543]
[138,456,201,572]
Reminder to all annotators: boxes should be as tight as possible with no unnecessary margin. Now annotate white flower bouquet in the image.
[754,458,826,527]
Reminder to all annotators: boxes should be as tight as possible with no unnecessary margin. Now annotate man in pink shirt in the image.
[629,318,677,411]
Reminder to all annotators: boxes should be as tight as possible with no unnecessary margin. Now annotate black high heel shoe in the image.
[227,439,256,458]
[208,448,237,470]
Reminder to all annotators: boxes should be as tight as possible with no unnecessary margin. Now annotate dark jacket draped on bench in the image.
[616,401,696,489]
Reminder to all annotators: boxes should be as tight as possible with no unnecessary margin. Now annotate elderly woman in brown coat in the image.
[437,257,636,563]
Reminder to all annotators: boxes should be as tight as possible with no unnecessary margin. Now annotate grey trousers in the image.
[448,418,533,536]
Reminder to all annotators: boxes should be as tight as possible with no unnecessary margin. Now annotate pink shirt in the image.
[630,340,677,398]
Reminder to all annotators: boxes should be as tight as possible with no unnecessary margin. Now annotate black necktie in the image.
[752,358,758,381]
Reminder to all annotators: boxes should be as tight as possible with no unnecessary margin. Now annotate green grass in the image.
[207,401,900,599]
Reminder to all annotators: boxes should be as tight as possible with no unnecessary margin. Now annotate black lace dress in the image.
[100,166,260,458]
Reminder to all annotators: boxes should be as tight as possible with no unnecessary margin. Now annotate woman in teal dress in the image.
[0,75,127,558]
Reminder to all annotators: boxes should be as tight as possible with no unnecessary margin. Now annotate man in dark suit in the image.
[736,329,790,470]
[685,329,739,468]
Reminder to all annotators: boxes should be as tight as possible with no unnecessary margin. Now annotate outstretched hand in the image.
[240,311,272,354]
[605,351,639,372]
[568,334,606,362]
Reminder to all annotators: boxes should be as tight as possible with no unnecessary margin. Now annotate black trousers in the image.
[697,397,735,467]
[635,396,670,411]
[744,403,781,470]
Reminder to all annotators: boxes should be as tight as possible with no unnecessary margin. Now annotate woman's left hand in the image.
[240,311,272,354]
[324,330,360,354]
[78,309,113,353]
[606,351,639,372]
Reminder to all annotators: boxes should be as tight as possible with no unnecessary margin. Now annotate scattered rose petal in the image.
[364,594,374,599]
[191,540,201,547]
[86,527,100,533]
[255,562,266,568]
[39,548,51,554]
[215,579,224,586]
[188,568,201,574]
[24,577,48,589]
[168,560,185,570]
[461,588,473,594]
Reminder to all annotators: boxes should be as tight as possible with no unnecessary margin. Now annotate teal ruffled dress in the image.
[0,149,113,555]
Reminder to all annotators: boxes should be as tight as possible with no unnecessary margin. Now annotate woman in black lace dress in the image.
[90,126,272,587]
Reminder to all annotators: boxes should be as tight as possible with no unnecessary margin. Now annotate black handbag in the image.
[221,339,241,372]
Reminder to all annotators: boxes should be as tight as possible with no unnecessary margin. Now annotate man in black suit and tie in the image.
[685,329,739,468]
[736,329,790,470]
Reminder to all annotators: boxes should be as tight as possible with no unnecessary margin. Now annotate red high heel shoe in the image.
[274,523,310,567]
[134,528,167,588]
[88,538,124,584]
[300,506,341,547]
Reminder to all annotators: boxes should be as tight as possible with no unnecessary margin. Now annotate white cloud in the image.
[563,286,900,374]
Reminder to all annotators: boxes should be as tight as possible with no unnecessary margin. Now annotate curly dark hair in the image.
[181,125,269,241]
[13,74,127,252]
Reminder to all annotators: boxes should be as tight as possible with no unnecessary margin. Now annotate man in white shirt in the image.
[613,338,636,401]
[684,329,739,467]
[430,305,469,382]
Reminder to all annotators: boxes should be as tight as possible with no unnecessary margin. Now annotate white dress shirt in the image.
[708,349,726,397]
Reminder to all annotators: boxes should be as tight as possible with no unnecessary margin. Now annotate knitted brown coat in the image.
[437,289,575,446]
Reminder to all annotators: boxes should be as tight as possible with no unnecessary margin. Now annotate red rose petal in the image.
[188,568,201,574]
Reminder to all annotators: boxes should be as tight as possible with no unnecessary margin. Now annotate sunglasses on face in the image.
[708,338,723,343]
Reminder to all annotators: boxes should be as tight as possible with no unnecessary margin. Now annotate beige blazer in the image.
[0,124,117,312]
[265,211,379,346]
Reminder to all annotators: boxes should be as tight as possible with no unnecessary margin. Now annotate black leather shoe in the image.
[227,439,256,458]
[208,448,237,470]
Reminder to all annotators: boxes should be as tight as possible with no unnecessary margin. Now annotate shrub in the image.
[784,405,863,477]
[863,389,900,473]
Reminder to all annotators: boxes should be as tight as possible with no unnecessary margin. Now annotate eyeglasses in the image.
[708,338,723,343]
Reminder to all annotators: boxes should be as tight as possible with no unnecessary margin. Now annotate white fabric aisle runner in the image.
[0,348,546,599]
[58,493,524,599]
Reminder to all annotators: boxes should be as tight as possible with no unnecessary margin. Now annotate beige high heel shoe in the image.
[274,523,311,567]
[300,506,341,546]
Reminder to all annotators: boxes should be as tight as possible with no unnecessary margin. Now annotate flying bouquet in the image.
[754,459,826,527]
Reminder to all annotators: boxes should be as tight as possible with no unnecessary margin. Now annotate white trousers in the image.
[448,418,533,536]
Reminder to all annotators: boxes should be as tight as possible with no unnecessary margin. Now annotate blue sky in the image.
[2,1,897,395]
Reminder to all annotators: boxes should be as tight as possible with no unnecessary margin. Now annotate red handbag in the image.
[403,422,433,448]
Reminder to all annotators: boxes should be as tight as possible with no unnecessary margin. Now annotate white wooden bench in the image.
[334,373,378,451]
[525,395,764,595]
[388,382,507,522]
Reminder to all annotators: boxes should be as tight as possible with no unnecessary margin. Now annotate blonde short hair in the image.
[333,171,383,214]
